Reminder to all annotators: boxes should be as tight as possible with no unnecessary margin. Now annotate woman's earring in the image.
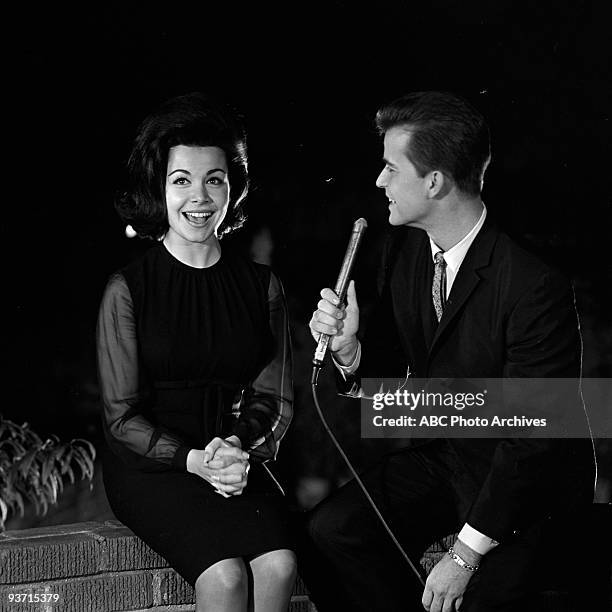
[125,225,137,238]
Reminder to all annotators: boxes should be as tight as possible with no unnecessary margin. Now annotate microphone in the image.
[312,217,368,370]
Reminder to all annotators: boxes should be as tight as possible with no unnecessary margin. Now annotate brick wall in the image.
[0,522,447,612]
[0,521,314,612]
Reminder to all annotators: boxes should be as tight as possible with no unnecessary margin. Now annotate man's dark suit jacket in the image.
[341,217,595,544]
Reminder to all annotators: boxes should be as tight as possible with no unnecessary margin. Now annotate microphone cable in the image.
[309,217,426,588]
[310,374,426,588]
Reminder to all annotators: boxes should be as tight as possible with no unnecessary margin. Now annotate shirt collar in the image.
[429,205,487,275]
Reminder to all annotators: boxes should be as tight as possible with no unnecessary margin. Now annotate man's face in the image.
[375,127,431,227]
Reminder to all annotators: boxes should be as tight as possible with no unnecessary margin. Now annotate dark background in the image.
[5,2,611,525]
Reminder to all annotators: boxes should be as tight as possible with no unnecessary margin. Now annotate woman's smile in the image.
[182,209,216,226]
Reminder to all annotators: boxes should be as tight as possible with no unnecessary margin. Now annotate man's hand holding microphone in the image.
[309,280,360,367]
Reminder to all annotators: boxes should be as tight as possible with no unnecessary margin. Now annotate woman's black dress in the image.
[97,243,293,586]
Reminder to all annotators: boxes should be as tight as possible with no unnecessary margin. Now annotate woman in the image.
[97,93,296,611]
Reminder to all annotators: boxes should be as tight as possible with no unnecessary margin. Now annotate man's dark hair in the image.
[375,91,490,196]
[116,92,248,240]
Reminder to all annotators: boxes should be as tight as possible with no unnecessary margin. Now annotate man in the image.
[305,92,594,611]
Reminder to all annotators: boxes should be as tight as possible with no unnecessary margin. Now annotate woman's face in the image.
[165,145,230,246]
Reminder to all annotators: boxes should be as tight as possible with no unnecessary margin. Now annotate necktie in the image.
[432,251,447,322]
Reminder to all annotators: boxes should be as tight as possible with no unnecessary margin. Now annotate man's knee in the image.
[306,501,334,545]
[307,498,352,548]
[307,489,380,556]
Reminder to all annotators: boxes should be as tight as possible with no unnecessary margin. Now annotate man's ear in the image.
[425,170,446,198]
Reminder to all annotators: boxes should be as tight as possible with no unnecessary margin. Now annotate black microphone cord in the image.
[310,370,426,588]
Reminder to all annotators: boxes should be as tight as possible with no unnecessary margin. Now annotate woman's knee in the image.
[253,549,297,583]
[195,558,247,598]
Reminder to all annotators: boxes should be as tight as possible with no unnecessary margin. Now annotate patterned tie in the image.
[432,251,447,322]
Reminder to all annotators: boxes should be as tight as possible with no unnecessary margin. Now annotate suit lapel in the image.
[388,228,432,376]
[428,219,499,359]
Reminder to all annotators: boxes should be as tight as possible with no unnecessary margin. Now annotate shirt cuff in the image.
[332,341,361,378]
[457,523,499,555]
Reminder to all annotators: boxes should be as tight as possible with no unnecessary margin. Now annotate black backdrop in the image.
[6,3,611,505]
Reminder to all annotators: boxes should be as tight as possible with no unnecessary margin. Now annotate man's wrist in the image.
[332,339,359,366]
[453,537,483,567]
[447,546,480,572]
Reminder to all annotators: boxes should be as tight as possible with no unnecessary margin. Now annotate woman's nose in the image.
[191,183,211,203]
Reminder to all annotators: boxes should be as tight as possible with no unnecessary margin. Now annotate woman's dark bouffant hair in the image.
[116,93,248,240]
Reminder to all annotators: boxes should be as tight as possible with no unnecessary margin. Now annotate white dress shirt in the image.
[429,205,487,298]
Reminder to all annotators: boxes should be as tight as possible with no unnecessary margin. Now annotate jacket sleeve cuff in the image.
[230,422,253,450]
[172,446,191,471]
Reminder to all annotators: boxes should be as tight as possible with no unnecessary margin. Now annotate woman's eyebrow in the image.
[167,167,227,177]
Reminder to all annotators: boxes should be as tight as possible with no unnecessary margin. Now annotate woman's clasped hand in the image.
[187,437,250,497]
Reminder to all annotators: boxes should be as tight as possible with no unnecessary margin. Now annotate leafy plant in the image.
[0,415,96,532]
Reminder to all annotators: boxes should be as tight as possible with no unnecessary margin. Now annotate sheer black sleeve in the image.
[96,273,191,471]
[230,271,293,463]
